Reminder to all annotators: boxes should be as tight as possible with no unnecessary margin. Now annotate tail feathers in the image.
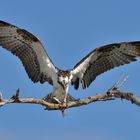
[42,92,77,104]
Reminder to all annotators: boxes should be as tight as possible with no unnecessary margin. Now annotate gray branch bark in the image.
[0,87,140,112]
[0,76,140,113]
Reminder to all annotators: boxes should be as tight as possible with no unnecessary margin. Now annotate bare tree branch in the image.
[0,87,139,111]
[0,76,140,112]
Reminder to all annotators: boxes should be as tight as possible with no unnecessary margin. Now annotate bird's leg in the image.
[64,91,68,103]
[52,97,62,104]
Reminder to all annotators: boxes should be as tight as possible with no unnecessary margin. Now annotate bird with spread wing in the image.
[0,20,140,103]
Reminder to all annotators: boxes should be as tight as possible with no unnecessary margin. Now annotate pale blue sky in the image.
[0,0,140,140]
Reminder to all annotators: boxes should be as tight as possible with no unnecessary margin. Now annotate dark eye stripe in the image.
[57,77,65,89]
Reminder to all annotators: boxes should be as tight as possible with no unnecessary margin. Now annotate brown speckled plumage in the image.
[0,20,55,85]
[17,28,39,42]
[72,42,140,89]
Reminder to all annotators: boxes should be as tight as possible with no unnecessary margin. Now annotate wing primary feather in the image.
[0,20,58,85]
[71,41,140,90]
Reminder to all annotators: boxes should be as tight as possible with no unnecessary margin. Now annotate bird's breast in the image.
[53,86,66,95]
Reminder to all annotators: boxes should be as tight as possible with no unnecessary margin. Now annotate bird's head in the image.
[57,70,71,89]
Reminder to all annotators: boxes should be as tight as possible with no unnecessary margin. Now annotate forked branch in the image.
[0,75,140,111]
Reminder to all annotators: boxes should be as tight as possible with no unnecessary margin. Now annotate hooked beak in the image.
[62,80,68,89]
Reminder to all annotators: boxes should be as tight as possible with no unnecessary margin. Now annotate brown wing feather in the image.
[72,42,140,89]
[0,20,58,85]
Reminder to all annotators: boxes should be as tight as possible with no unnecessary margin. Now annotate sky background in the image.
[0,0,140,140]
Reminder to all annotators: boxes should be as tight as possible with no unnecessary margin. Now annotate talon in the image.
[53,97,62,104]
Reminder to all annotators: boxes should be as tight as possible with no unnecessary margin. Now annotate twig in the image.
[109,74,129,90]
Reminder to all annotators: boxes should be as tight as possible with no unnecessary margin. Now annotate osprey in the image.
[0,20,140,103]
